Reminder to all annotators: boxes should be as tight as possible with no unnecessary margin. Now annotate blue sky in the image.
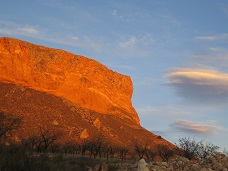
[1,0,228,150]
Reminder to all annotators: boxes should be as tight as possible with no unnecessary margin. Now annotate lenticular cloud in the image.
[165,68,228,104]
[170,119,227,135]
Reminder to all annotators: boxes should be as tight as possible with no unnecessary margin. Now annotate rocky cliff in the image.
[0,37,139,124]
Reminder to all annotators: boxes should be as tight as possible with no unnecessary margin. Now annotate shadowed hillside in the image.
[0,82,173,150]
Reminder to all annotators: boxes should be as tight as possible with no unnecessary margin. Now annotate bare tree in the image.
[145,148,156,161]
[80,139,90,157]
[176,137,200,160]
[103,144,116,160]
[85,137,104,159]
[38,126,59,153]
[93,137,103,159]
[23,126,60,154]
[156,144,175,162]
[49,142,61,154]
[87,140,96,158]
[176,137,219,160]
[117,148,129,161]
[197,142,219,159]
[0,112,21,142]
[63,141,80,157]
[134,143,148,159]
[22,135,41,153]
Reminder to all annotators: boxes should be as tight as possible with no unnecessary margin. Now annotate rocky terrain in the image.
[0,37,175,151]
[87,153,228,171]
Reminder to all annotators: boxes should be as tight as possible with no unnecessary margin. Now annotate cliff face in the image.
[0,82,173,149]
[0,37,139,124]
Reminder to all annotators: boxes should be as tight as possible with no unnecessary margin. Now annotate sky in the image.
[1,0,228,150]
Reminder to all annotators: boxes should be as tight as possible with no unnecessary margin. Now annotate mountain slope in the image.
[0,37,175,150]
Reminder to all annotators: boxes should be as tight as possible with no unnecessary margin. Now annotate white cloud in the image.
[112,10,118,16]
[166,68,228,103]
[140,34,155,45]
[18,26,39,35]
[170,120,227,134]
[196,33,228,41]
[119,36,137,48]
[0,20,105,52]
[0,23,40,37]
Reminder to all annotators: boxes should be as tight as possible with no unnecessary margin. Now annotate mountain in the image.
[0,37,174,150]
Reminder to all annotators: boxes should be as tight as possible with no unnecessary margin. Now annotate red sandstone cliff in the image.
[0,37,139,124]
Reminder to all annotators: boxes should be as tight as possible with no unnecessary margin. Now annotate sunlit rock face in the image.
[0,37,139,124]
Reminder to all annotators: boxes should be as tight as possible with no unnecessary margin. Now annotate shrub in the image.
[176,137,219,160]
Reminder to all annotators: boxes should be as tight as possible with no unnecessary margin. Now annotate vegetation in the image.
[176,137,219,160]
[156,144,175,162]
[0,112,21,142]
[0,111,223,170]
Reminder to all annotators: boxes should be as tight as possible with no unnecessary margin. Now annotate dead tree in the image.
[118,148,129,161]
[156,144,175,162]
[25,126,60,154]
[93,137,103,159]
[80,139,90,157]
[63,142,80,157]
[103,144,116,160]
[0,112,21,142]
[145,148,156,161]
[134,143,148,159]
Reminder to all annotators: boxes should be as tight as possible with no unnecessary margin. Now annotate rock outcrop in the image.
[0,37,139,124]
[0,37,176,152]
[108,153,228,171]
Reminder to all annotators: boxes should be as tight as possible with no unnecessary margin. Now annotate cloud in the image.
[196,33,228,41]
[192,47,228,67]
[119,36,137,48]
[170,120,227,134]
[0,20,105,52]
[165,68,228,104]
[112,9,124,20]
[140,34,155,45]
[0,22,40,37]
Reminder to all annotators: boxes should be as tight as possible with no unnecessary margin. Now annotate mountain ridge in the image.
[0,37,175,150]
[0,37,139,124]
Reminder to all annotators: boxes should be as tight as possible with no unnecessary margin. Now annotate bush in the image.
[176,137,219,160]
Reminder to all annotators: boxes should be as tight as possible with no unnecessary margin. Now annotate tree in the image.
[176,137,200,160]
[103,144,116,160]
[134,143,148,159]
[156,144,175,162]
[39,126,58,153]
[0,112,21,142]
[93,137,103,159]
[23,126,61,154]
[197,142,219,158]
[80,139,90,157]
[145,148,156,161]
[117,148,129,161]
[85,137,104,159]
[62,141,80,156]
[176,137,219,160]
